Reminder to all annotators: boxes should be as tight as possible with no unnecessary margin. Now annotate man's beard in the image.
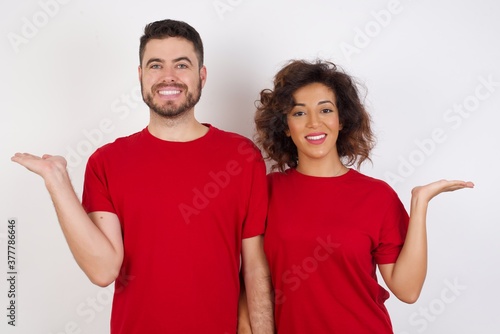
[142,80,202,119]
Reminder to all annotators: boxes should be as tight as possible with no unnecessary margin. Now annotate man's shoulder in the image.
[207,126,264,167]
[209,125,260,151]
[91,129,145,158]
[209,125,253,144]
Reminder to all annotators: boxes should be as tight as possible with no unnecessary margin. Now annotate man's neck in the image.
[148,110,209,142]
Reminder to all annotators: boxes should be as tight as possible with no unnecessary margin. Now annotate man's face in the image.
[139,37,206,119]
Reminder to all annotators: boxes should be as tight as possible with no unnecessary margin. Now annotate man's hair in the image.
[255,59,375,172]
[139,19,204,68]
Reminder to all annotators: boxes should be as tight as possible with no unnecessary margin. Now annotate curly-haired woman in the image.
[253,59,473,333]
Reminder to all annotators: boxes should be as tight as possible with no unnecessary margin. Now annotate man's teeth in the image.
[159,90,180,95]
[306,134,326,140]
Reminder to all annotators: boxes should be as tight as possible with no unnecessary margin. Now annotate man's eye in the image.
[177,64,188,69]
[150,64,161,69]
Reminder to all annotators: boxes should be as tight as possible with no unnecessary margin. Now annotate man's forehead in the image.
[143,37,197,64]
[144,37,195,55]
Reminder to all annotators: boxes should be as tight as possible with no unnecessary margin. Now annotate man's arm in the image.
[11,153,123,286]
[241,235,274,334]
[237,273,252,334]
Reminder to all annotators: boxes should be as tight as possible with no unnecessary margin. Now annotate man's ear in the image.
[200,66,207,88]
[138,65,142,81]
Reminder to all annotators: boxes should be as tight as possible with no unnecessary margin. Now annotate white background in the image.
[1,0,498,333]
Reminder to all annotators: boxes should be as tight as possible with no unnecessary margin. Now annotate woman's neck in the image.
[296,158,348,177]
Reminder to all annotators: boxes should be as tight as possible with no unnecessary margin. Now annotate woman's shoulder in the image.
[349,170,399,199]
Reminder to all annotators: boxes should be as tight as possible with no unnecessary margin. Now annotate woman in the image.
[253,60,473,333]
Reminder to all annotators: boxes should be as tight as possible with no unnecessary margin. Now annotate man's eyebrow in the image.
[173,56,193,65]
[145,58,164,67]
[144,56,193,67]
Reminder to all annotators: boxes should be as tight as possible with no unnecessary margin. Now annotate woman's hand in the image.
[411,179,474,203]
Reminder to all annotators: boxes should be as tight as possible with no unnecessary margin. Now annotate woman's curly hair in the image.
[255,59,376,172]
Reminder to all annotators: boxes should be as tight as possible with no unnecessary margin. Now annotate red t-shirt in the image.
[264,168,409,334]
[82,125,267,334]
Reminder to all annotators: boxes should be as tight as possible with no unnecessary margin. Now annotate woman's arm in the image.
[379,179,474,303]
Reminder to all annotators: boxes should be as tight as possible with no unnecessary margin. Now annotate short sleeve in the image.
[241,147,268,239]
[372,191,409,264]
[82,150,116,214]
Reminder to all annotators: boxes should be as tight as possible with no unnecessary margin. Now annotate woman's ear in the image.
[285,129,290,137]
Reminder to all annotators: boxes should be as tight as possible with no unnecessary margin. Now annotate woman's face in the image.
[286,82,343,166]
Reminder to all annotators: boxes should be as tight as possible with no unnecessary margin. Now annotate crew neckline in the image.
[142,123,214,145]
[289,167,355,180]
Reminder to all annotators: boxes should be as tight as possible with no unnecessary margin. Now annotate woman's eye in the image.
[321,108,333,113]
[292,111,305,117]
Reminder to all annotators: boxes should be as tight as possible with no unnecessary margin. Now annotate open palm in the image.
[11,153,67,179]
[411,179,475,203]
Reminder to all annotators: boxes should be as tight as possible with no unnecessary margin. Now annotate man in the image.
[12,19,273,333]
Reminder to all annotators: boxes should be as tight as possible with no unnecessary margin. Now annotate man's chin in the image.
[151,107,189,119]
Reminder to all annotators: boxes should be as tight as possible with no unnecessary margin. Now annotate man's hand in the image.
[11,153,68,187]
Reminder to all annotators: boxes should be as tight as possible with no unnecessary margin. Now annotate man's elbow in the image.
[395,290,421,304]
[87,267,120,287]
[91,277,115,287]
[243,264,271,282]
